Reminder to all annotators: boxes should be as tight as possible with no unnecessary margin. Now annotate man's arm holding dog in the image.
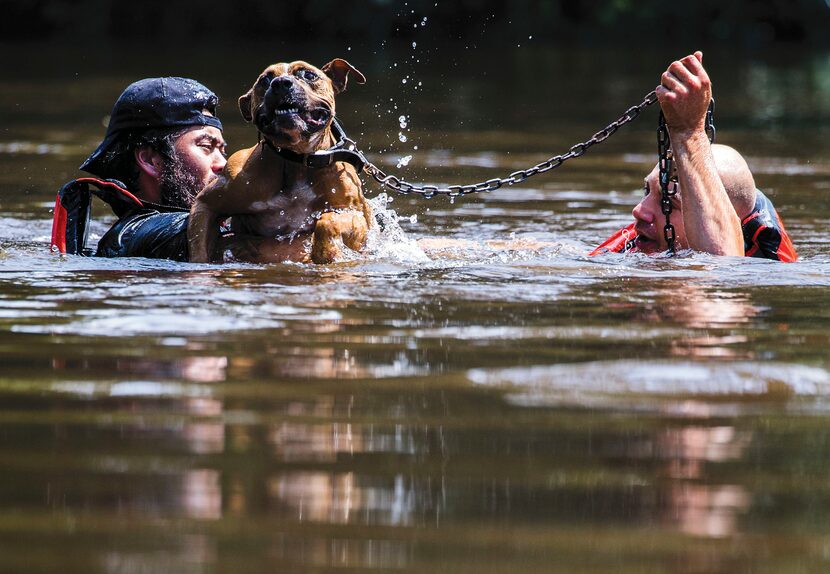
[188,174,233,262]
[188,147,265,263]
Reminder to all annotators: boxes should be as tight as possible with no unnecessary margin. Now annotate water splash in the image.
[364,194,429,263]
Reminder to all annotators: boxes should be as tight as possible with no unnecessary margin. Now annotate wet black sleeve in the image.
[95,210,190,262]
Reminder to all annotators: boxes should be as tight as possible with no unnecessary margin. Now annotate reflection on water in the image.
[1,41,830,573]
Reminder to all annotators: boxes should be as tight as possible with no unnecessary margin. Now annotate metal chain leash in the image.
[360,90,659,199]
[657,111,677,253]
[657,99,716,255]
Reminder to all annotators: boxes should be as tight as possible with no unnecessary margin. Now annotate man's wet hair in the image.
[104,127,189,195]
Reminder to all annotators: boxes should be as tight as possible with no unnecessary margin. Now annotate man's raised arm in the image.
[656,52,744,256]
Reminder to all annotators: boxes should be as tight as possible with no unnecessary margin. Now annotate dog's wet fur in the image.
[188,59,372,264]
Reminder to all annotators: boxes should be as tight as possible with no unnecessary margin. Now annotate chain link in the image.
[361,90,659,198]
[657,111,677,254]
[657,99,716,256]
[357,89,716,260]
[705,98,716,143]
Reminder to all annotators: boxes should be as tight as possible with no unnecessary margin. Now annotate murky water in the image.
[1,40,830,573]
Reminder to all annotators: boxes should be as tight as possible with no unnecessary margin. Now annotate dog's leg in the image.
[311,210,370,263]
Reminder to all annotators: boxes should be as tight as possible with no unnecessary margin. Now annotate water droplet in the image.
[412,42,417,49]
[279,210,285,215]
[409,214,418,224]
[402,78,407,84]
[396,155,413,168]
[398,132,408,143]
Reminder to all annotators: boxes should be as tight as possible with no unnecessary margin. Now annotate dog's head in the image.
[239,59,366,154]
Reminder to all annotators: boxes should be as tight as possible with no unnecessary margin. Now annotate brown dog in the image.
[188,59,371,264]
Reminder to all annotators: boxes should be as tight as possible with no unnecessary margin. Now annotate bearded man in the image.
[76,77,227,260]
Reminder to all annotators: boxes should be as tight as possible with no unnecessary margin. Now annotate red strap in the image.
[75,177,143,207]
[774,213,797,262]
[741,211,762,226]
[751,224,767,244]
[50,193,68,254]
[589,223,637,256]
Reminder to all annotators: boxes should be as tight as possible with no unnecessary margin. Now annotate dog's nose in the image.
[270,75,294,92]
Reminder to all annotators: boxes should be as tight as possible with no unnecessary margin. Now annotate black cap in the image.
[80,77,223,178]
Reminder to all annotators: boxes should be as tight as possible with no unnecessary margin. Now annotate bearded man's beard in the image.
[158,153,214,209]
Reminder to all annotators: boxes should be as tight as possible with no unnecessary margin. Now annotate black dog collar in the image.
[260,118,367,171]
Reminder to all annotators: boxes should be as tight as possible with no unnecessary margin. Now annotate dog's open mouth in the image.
[273,103,331,130]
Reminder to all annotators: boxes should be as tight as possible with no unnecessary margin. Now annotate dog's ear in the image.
[321,59,366,94]
[238,89,254,123]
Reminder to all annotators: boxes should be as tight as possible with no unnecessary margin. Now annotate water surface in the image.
[1,41,830,573]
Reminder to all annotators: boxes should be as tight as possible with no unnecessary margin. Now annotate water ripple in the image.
[469,360,830,411]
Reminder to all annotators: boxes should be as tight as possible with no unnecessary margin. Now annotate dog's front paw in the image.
[311,211,369,264]
[311,230,343,264]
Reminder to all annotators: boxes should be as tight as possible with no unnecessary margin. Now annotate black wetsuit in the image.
[95,209,190,261]
[51,177,193,261]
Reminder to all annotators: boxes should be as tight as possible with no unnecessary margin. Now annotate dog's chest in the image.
[232,176,327,240]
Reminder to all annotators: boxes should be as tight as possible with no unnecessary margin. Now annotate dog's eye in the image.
[297,69,319,82]
[257,75,271,90]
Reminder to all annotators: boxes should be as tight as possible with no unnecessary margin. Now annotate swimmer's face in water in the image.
[631,164,688,254]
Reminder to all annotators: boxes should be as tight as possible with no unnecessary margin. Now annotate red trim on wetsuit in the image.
[50,177,146,256]
[74,177,144,207]
[50,193,68,254]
